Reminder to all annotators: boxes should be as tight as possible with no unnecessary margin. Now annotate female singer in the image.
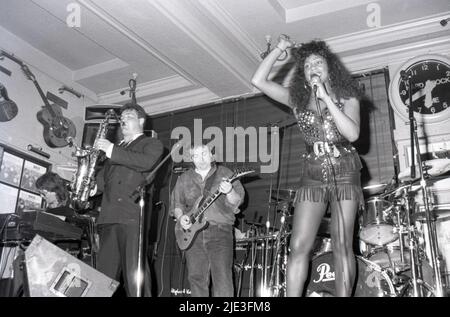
[252,36,364,296]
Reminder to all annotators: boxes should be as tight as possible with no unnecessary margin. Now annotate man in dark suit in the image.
[95,103,163,297]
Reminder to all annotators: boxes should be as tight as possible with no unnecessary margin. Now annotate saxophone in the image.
[68,109,118,211]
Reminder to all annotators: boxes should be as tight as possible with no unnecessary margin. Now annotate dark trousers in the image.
[185,223,234,297]
[97,223,152,297]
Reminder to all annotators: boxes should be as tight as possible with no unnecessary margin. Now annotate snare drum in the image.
[359,197,397,246]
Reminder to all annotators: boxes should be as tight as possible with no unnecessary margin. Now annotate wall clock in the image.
[389,54,450,124]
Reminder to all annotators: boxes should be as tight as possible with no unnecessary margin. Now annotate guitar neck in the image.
[24,67,60,119]
[189,169,253,223]
[192,189,222,222]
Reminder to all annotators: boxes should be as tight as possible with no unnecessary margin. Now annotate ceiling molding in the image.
[327,13,450,54]
[97,75,195,104]
[150,0,255,90]
[141,87,219,116]
[0,25,98,102]
[270,0,374,23]
[343,37,450,74]
[73,58,129,81]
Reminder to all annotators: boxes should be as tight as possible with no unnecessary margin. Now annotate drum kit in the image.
[309,178,450,297]
[236,176,450,297]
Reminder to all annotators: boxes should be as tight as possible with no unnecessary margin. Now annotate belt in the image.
[305,141,352,158]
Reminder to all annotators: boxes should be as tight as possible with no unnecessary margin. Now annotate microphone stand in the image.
[403,72,445,297]
[130,142,183,297]
[405,71,416,180]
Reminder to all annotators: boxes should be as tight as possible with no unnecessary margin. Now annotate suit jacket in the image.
[96,134,163,224]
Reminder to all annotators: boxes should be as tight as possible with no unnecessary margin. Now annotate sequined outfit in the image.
[293,104,364,206]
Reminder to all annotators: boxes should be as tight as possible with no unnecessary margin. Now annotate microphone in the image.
[310,74,320,94]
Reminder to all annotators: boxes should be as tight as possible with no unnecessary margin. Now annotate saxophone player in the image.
[94,103,163,297]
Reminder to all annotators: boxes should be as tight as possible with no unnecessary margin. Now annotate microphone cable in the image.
[313,89,352,296]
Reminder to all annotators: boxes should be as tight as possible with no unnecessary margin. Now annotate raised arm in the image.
[251,36,293,108]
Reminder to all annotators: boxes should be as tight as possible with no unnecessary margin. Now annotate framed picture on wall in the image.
[0,151,24,186]
[0,183,19,214]
[17,190,42,213]
[0,143,51,214]
[21,160,47,193]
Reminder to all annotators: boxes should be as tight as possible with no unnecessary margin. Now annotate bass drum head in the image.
[305,252,396,297]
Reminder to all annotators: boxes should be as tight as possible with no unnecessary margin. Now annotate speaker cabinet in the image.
[25,235,119,297]
[85,105,121,121]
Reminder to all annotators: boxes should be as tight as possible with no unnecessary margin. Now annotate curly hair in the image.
[289,40,362,110]
[35,172,69,206]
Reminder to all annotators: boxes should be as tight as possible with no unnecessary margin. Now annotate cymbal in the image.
[267,188,297,201]
[362,183,386,196]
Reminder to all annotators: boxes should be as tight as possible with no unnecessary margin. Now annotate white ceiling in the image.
[0,0,449,115]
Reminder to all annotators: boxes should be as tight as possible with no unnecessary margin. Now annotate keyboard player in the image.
[34,171,95,252]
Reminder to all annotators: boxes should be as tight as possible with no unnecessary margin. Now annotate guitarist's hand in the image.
[179,214,192,230]
[218,178,233,195]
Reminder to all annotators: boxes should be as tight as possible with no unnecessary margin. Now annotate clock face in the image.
[398,59,450,115]
[390,54,450,124]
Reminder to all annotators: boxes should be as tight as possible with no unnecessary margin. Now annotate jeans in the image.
[185,223,234,297]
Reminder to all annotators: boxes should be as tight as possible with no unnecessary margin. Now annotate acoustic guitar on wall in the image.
[0,83,18,122]
[21,64,76,148]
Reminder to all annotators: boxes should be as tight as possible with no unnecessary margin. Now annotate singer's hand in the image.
[310,76,329,101]
[277,34,294,51]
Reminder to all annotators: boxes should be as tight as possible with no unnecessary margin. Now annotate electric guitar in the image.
[21,64,76,148]
[0,83,18,122]
[175,168,254,251]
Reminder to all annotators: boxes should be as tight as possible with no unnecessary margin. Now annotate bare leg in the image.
[286,200,328,297]
[330,200,359,297]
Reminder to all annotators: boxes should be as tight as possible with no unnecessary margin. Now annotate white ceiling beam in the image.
[149,0,256,91]
[270,0,375,23]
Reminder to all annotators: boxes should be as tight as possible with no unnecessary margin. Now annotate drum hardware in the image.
[408,132,445,296]
[267,208,290,297]
[267,188,296,202]
[359,196,398,246]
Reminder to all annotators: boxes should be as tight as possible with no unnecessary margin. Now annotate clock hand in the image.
[405,79,437,108]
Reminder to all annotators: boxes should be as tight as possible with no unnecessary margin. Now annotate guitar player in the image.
[170,143,245,297]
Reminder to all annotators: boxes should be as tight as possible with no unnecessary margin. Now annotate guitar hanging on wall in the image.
[0,83,18,122]
[21,64,76,148]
